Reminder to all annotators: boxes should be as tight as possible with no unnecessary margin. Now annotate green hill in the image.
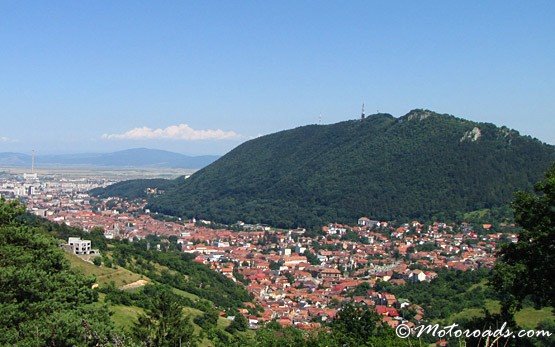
[94,109,555,228]
[89,178,178,200]
[64,251,146,288]
[1,202,253,346]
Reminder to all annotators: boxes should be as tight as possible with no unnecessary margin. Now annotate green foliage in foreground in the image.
[0,198,128,346]
[133,286,198,347]
[243,303,416,347]
[492,164,555,317]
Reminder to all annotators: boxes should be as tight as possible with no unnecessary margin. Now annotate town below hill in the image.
[2,164,554,346]
[20,169,539,330]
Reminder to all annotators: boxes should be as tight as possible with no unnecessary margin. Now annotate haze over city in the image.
[1,1,554,155]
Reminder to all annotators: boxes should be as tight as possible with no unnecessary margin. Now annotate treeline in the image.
[89,178,176,200]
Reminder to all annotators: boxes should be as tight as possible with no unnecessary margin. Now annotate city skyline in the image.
[1,1,554,154]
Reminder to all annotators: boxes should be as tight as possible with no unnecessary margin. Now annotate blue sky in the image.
[0,1,554,155]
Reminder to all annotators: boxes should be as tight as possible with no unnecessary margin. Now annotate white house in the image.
[358,217,371,226]
[407,269,427,283]
[358,217,380,228]
[294,243,306,254]
[67,237,93,255]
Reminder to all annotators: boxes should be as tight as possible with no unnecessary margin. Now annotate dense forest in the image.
[93,109,555,228]
[90,178,178,200]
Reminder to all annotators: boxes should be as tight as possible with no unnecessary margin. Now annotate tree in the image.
[194,309,219,330]
[269,260,281,271]
[303,250,321,265]
[284,272,295,284]
[226,313,248,333]
[0,197,25,225]
[351,282,371,297]
[491,164,555,317]
[103,256,113,268]
[374,280,393,292]
[93,256,102,266]
[0,199,122,346]
[90,226,108,251]
[329,302,408,346]
[133,286,198,346]
[331,302,384,342]
[252,322,312,347]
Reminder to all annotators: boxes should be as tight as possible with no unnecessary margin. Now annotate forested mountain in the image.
[95,110,555,228]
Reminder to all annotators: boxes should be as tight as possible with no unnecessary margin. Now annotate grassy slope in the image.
[105,301,232,347]
[443,281,554,329]
[66,251,233,346]
[173,287,200,300]
[447,301,554,329]
[445,299,500,324]
[110,305,144,331]
[65,252,146,287]
[515,307,555,329]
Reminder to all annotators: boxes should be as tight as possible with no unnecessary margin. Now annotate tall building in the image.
[23,150,38,180]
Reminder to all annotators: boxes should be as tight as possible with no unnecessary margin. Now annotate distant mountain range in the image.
[0,148,219,169]
[92,110,555,228]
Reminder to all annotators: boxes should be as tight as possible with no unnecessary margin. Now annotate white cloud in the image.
[0,136,11,142]
[102,123,240,141]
